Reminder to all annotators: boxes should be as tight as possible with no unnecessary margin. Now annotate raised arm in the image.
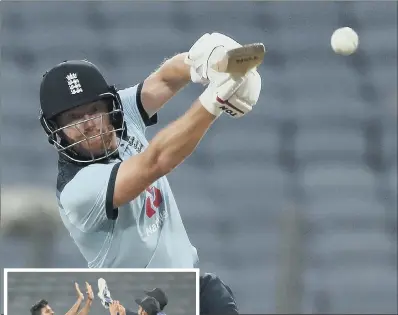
[140,53,191,117]
[64,283,84,315]
[77,282,94,315]
[113,64,261,208]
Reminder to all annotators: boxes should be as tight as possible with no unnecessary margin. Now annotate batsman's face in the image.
[57,100,118,156]
[41,305,54,315]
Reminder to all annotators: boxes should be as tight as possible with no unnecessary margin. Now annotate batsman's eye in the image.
[66,112,84,122]
[88,105,100,115]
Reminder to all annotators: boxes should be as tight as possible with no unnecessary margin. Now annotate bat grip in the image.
[216,75,246,101]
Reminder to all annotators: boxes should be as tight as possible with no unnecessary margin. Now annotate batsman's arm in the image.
[138,32,252,118]
[140,53,191,117]
[113,99,215,208]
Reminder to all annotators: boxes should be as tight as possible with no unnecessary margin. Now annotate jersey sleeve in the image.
[118,82,158,133]
[59,162,121,232]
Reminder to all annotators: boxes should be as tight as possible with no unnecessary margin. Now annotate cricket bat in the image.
[211,43,266,75]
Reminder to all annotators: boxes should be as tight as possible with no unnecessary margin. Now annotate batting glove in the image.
[185,32,242,85]
[199,69,261,118]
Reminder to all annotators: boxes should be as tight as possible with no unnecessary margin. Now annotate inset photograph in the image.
[4,269,198,315]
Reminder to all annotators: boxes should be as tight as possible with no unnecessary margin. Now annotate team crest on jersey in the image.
[66,73,83,95]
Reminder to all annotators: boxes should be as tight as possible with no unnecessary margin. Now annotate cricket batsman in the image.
[39,32,263,314]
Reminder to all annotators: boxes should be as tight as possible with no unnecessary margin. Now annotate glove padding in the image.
[199,69,261,118]
[185,32,241,85]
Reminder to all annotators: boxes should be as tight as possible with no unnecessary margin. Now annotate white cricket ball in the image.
[331,27,359,56]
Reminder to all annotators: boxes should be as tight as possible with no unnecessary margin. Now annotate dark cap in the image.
[145,288,168,310]
[135,296,160,315]
[40,60,111,119]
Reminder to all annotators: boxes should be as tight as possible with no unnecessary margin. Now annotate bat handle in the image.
[216,75,246,101]
[207,46,229,79]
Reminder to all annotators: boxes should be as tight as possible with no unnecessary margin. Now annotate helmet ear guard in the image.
[39,109,56,145]
[107,85,127,140]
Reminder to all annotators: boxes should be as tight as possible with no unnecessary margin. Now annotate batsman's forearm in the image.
[159,53,191,90]
[140,53,192,118]
[150,99,216,174]
[65,298,83,315]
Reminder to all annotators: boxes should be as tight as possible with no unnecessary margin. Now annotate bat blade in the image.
[211,43,266,75]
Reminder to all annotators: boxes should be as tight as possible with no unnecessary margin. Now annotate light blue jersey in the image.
[56,83,199,268]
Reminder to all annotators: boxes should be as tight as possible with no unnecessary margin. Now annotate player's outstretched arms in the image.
[65,283,84,315]
[77,282,94,315]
